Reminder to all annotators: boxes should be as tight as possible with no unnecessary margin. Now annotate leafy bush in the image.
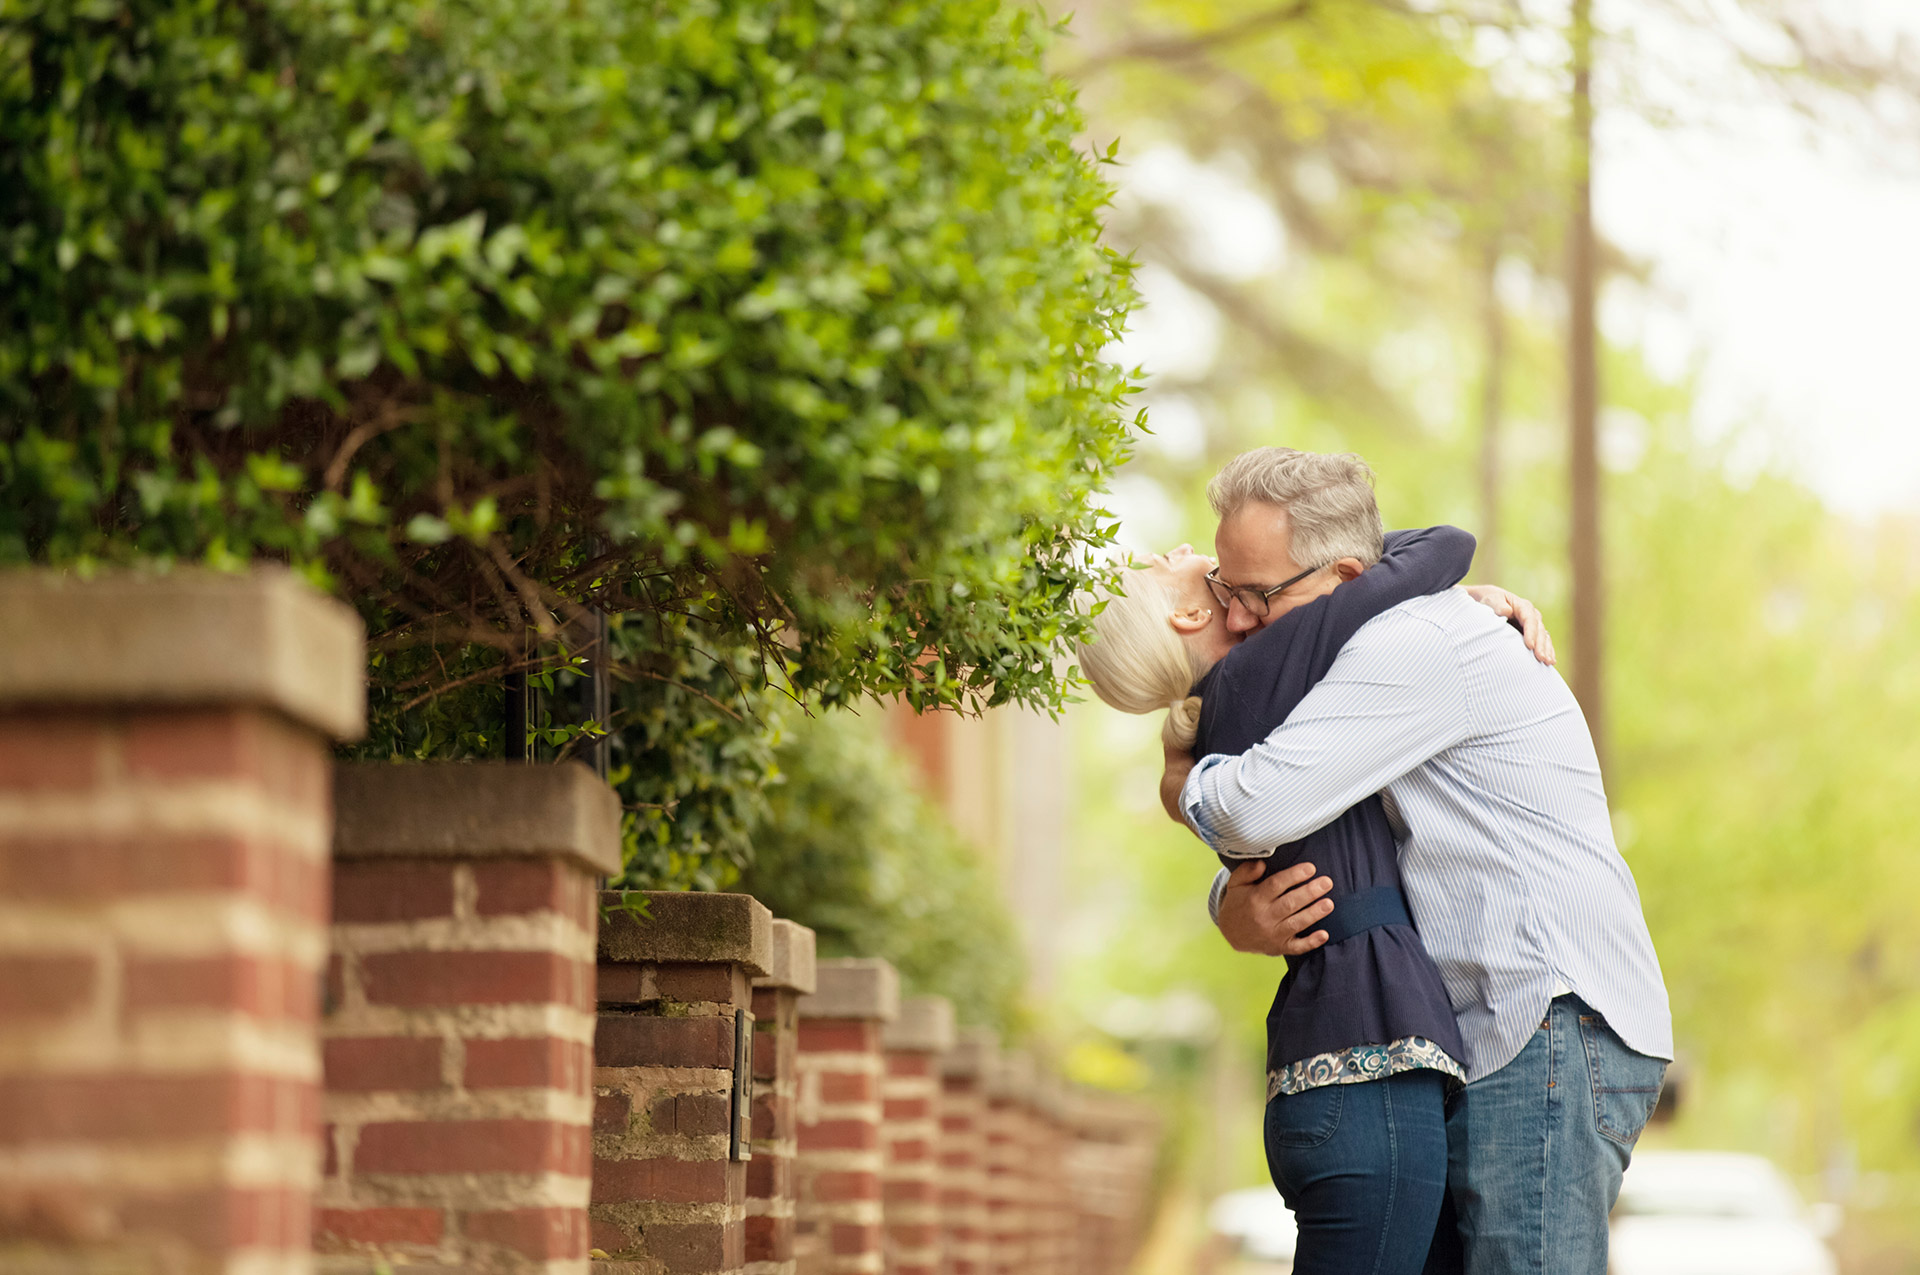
[1,0,1137,881]
[735,711,1026,1033]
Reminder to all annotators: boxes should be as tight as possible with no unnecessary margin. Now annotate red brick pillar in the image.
[880,997,955,1275]
[318,762,618,1271]
[795,958,900,1275]
[1026,1077,1069,1275]
[982,1052,1036,1275]
[593,891,772,1275]
[936,1030,995,1275]
[1060,1096,1103,1275]
[748,919,817,1275]
[0,570,363,1273]
[1064,1095,1162,1275]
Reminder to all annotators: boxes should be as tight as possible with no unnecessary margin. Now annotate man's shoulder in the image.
[1349,589,1489,650]
[1339,591,1527,691]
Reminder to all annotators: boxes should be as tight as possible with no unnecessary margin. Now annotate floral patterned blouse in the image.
[1268,1034,1466,1100]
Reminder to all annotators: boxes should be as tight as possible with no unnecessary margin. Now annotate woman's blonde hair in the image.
[1077,567,1208,750]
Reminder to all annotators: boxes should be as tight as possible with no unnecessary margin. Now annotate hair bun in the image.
[1163,695,1203,750]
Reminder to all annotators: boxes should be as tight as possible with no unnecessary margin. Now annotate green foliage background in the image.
[0,0,1139,888]
[1054,0,1920,1262]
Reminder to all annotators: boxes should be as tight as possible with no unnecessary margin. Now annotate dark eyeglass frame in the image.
[1204,563,1329,619]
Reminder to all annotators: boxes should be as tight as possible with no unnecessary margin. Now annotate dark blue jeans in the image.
[1263,1068,1452,1275]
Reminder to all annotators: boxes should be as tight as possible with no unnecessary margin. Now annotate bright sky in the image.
[1108,1,1920,524]
[1596,0,1920,518]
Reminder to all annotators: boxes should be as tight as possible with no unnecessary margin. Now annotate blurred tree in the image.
[1067,0,1569,440]
[1568,0,1605,764]
[0,0,1139,885]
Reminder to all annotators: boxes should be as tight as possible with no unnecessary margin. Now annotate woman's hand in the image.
[1463,584,1557,666]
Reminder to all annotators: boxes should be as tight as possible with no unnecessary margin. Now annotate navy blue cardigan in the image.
[1191,526,1473,1074]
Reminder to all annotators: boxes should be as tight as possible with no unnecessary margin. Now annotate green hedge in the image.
[735,711,1026,1032]
[2,0,1137,882]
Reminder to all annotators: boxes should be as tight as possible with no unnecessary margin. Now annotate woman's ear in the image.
[1168,605,1214,634]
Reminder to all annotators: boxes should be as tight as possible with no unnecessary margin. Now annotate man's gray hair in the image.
[1207,448,1385,568]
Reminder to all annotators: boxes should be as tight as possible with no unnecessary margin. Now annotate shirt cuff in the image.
[1180,753,1231,849]
[1207,867,1230,926]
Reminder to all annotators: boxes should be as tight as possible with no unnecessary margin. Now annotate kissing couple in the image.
[1079,447,1672,1275]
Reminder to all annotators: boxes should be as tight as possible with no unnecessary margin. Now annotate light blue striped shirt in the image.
[1184,588,1672,1082]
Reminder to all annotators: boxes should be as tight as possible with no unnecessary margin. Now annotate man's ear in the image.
[1169,605,1214,634]
[1331,558,1367,582]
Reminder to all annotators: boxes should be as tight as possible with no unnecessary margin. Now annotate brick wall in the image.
[0,572,1170,1275]
[981,1052,1037,1275]
[317,762,619,1273]
[879,997,954,1275]
[936,1030,995,1275]
[0,570,363,1274]
[594,891,773,1275]
[1064,1094,1163,1275]
[794,959,900,1275]
[1024,1079,1070,1275]
[748,920,817,1275]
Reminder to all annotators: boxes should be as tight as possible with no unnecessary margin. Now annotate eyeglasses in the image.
[1204,563,1328,619]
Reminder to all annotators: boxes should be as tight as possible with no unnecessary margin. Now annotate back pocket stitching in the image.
[1578,1017,1661,1147]
[1267,1085,1344,1149]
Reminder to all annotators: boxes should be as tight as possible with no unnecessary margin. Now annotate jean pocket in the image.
[1577,1013,1666,1147]
[1265,1083,1344,1149]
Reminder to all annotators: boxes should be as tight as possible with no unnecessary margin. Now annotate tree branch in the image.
[1068,0,1318,77]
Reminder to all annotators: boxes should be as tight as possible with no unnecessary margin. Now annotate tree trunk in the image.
[1568,0,1605,773]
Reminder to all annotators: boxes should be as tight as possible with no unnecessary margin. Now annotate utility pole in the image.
[1478,240,1506,584]
[1568,0,1605,771]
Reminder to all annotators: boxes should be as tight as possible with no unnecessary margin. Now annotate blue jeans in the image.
[1423,994,1668,1275]
[1263,1068,1451,1275]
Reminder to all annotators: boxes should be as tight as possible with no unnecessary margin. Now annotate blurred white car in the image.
[1208,1186,1299,1273]
[1610,1150,1840,1275]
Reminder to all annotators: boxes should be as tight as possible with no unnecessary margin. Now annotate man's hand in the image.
[1161,744,1197,825]
[1463,584,1557,666]
[1216,860,1335,957]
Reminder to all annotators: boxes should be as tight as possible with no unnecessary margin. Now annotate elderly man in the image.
[1165,447,1671,1275]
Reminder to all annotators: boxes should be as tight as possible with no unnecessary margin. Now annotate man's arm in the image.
[1160,585,1555,830]
[1180,610,1473,857]
[1210,860,1337,956]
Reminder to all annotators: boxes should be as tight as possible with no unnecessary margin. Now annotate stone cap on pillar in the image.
[941,1025,1000,1080]
[0,567,366,740]
[598,890,773,978]
[1031,1070,1069,1119]
[334,761,622,876]
[882,995,956,1054]
[798,957,899,1022]
[1068,1091,1164,1142]
[751,918,818,995]
[988,1048,1038,1100]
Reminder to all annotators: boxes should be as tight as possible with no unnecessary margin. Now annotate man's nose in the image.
[1226,600,1260,633]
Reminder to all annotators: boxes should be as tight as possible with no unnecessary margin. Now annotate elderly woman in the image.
[1079,526,1549,1275]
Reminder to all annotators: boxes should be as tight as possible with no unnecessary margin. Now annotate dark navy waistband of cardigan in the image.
[1317,886,1414,945]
